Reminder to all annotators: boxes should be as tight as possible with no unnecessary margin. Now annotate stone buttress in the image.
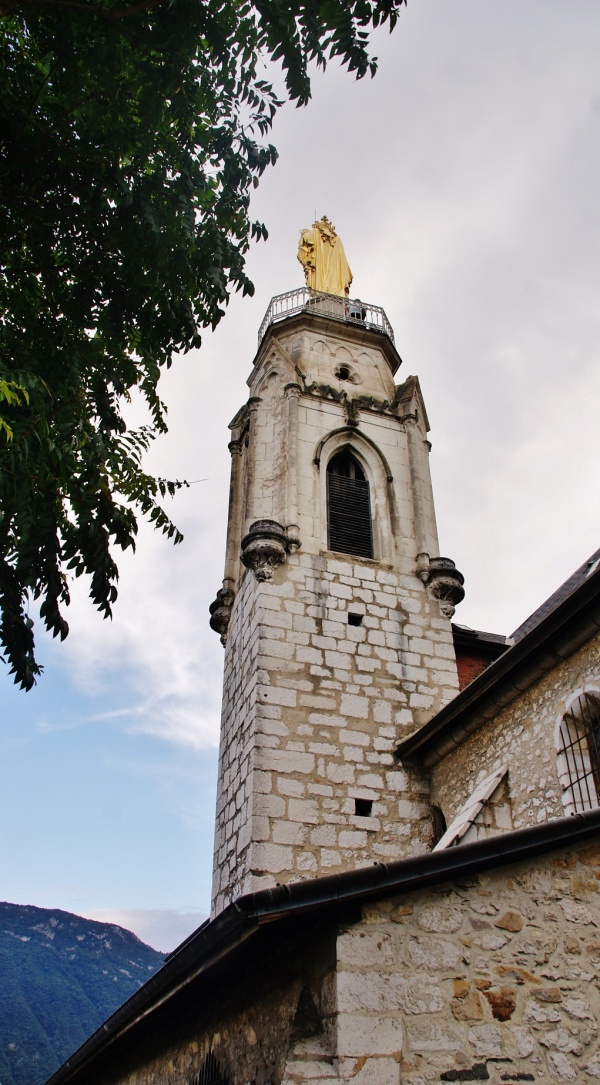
[209,292,465,916]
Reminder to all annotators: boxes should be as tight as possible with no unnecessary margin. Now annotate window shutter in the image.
[327,472,374,558]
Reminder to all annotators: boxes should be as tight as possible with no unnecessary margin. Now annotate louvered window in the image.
[327,451,373,558]
[558,692,600,813]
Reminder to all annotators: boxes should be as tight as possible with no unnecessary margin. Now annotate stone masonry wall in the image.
[211,314,463,915]
[332,839,600,1084]
[211,568,261,912]
[430,634,600,832]
[212,544,459,915]
[83,838,600,1085]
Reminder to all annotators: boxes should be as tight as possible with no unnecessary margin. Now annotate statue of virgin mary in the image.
[297,216,353,297]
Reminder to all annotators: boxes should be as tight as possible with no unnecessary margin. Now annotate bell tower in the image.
[209,247,465,917]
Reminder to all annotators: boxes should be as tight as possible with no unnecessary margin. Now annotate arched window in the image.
[557,691,600,813]
[326,450,373,558]
[192,1053,230,1085]
[431,805,447,848]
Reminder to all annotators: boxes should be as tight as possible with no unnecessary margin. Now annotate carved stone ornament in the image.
[425,556,465,619]
[209,586,235,645]
[241,520,291,581]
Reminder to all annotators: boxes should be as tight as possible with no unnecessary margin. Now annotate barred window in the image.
[192,1052,230,1085]
[326,451,373,559]
[557,691,600,813]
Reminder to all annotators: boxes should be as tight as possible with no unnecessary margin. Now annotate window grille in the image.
[192,1052,231,1085]
[326,452,373,559]
[557,692,600,813]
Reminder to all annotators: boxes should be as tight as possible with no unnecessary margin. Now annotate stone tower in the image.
[209,288,465,916]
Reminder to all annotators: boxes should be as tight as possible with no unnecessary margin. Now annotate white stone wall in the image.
[212,569,261,910]
[211,546,459,915]
[211,315,461,915]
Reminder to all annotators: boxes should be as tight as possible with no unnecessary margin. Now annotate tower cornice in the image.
[251,303,403,379]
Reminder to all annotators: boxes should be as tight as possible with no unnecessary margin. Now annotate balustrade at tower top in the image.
[257,286,395,348]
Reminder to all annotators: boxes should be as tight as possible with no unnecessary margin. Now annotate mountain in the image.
[0,902,164,1085]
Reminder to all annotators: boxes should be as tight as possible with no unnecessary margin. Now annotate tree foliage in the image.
[0,0,404,689]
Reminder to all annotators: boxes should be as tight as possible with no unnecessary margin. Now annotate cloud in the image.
[82,908,207,954]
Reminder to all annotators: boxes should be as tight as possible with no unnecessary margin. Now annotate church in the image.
[47,220,600,1085]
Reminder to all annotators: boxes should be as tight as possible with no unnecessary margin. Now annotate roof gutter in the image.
[46,807,600,1085]
[396,565,600,767]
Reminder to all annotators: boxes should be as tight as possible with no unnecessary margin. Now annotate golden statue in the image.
[297,216,353,297]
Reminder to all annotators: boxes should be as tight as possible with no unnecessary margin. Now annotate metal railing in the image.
[258,286,395,346]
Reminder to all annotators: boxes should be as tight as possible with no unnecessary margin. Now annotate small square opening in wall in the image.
[354,798,373,817]
[348,613,363,627]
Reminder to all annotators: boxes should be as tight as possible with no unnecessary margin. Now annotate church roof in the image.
[46,807,600,1085]
[511,546,600,642]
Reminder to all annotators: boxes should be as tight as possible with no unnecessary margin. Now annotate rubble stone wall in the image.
[330,839,600,1084]
[430,634,600,833]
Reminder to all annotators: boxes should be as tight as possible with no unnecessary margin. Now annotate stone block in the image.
[337,929,395,967]
[300,693,336,708]
[311,824,338,846]
[338,971,443,1015]
[340,728,370,746]
[257,749,316,775]
[406,936,466,971]
[325,650,353,670]
[545,1051,578,1081]
[288,797,320,824]
[250,842,293,873]
[308,782,334,797]
[340,694,369,719]
[327,763,355,781]
[254,793,286,817]
[258,685,297,707]
[258,638,294,661]
[321,848,342,867]
[309,713,348,729]
[343,746,365,763]
[339,829,368,848]
[404,1020,463,1053]
[250,815,271,842]
[296,852,318,871]
[272,820,307,845]
[336,1012,403,1058]
[357,772,384,789]
[338,1057,399,1085]
[277,778,305,797]
[468,1024,503,1058]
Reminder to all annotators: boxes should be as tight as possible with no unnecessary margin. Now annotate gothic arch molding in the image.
[313,426,394,481]
[313,428,398,563]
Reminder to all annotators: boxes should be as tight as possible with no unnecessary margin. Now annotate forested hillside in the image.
[0,902,164,1085]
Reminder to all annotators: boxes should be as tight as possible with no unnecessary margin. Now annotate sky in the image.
[1,0,600,954]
